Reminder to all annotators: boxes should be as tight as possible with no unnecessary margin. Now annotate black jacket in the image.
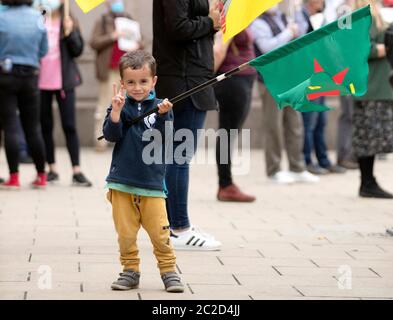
[59,12,84,91]
[152,0,217,111]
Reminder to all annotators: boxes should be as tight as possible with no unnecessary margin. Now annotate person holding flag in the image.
[153,0,223,251]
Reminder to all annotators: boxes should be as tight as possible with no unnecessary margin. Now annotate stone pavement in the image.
[0,148,393,300]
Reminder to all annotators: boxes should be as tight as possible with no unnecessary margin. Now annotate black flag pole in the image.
[97,62,250,140]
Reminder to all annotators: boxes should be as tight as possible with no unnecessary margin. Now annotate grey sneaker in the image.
[161,272,184,293]
[111,270,140,290]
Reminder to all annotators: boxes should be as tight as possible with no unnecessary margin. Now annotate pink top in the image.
[39,18,62,90]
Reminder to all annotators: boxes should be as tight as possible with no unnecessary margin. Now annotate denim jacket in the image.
[0,6,48,68]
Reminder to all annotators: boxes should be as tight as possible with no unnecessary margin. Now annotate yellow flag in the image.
[75,0,105,13]
[221,0,283,42]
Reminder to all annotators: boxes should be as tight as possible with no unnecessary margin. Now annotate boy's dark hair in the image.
[2,0,33,5]
[119,50,157,78]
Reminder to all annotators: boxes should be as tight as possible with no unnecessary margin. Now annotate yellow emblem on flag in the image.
[75,0,105,13]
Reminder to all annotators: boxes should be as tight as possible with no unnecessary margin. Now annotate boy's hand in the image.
[157,98,173,114]
[111,83,125,123]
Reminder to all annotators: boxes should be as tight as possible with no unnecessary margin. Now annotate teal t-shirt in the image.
[106,182,166,198]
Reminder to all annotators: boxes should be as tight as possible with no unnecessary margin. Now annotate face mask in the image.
[40,0,61,11]
[111,1,124,13]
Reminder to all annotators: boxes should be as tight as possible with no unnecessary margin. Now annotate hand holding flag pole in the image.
[97,5,372,141]
[97,63,250,140]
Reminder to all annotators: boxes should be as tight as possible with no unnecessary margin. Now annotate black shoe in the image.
[359,178,393,199]
[387,227,393,236]
[47,171,59,182]
[0,177,4,184]
[72,172,92,187]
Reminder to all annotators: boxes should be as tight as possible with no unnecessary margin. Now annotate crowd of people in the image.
[1,0,392,291]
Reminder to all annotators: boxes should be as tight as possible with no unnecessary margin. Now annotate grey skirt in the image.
[353,100,393,157]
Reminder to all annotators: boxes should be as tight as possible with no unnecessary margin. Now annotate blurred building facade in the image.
[58,0,340,149]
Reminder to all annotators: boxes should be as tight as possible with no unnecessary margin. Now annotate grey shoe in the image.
[307,164,329,175]
[161,272,184,293]
[324,165,346,174]
[111,270,140,290]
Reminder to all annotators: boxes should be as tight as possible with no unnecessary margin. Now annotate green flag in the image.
[249,6,372,112]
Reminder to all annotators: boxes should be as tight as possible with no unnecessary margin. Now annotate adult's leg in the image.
[0,75,20,174]
[260,82,283,176]
[354,101,392,198]
[283,107,305,173]
[17,76,46,173]
[215,75,254,187]
[165,99,206,230]
[358,155,374,186]
[40,90,55,165]
[55,90,80,167]
[337,96,354,163]
[313,111,332,168]
[16,115,30,161]
[302,111,317,166]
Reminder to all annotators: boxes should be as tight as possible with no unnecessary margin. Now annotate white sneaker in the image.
[190,225,216,240]
[268,171,296,184]
[170,228,222,251]
[290,171,320,183]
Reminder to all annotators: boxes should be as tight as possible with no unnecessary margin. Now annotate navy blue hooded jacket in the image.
[103,91,174,191]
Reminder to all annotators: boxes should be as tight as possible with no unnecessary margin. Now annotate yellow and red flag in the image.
[220,0,283,42]
[75,0,105,13]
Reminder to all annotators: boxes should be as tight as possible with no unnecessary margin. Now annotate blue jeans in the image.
[302,107,331,168]
[165,99,206,230]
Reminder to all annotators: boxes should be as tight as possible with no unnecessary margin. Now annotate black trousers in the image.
[214,74,255,188]
[40,89,80,167]
[0,73,46,174]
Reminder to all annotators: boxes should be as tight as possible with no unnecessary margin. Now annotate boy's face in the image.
[120,65,157,102]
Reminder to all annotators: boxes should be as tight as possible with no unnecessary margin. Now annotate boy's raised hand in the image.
[157,98,173,114]
[110,83,125,123]
[112,83,125,111]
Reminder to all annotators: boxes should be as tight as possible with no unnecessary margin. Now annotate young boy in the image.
[103,50,184,293]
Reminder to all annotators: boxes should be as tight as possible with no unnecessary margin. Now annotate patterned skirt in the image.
[353,100,393,157]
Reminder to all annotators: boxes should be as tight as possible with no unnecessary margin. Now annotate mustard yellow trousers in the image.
[107,189,176,274]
